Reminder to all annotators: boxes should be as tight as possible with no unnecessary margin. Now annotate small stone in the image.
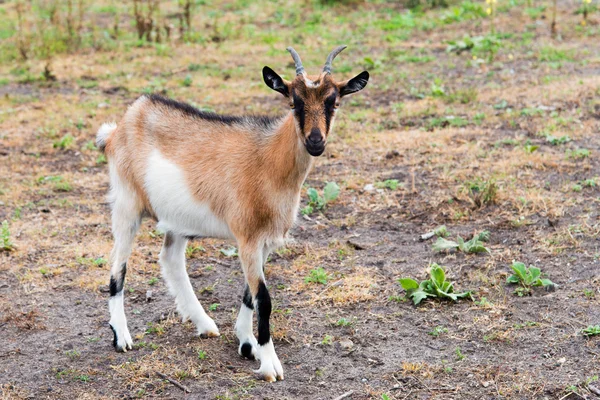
[98,103,109,109]
[146,290,153,302]
[338,339,354,350]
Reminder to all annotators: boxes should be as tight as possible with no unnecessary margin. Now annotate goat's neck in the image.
[265,113,313,189]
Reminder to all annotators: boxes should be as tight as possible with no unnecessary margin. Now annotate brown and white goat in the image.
[97,46,369,382]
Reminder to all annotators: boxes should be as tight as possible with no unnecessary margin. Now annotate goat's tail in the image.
[96,122,117,153]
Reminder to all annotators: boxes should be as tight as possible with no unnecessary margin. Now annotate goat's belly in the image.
[144,150,234,239]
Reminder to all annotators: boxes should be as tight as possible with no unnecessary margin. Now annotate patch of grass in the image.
[335,317,356,327]
[464,178,497,207]
[506,261,555,296]
[399,263,473,305]
[305,267,329,285]
[208,303,219,311]
[65,350,80,359]
[455,347,466,361]
[53,134,75,150]
[197,349,208,360]
[147,277,159,285]
[538,47,575,62]
[566,148,590,160]
[186,244,206,258]
[38,175,72,192]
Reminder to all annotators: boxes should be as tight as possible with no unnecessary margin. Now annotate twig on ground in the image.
[333,390,354,400]
[156,371,191,393]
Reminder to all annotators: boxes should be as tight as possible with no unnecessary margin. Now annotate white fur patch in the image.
[235,304,258,358]
[303,74,320,88]
[145,150,233,239]
[96,122,116,149]
[109,292,133,351]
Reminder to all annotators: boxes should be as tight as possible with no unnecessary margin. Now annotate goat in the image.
[97,45,369,382]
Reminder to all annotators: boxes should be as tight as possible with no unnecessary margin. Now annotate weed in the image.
[209,303,219,311]
[1,220,15,251]
[420,225,449,240]
[375,179,401,190]
[321,334,333,345]
[464,178,497,207]
[38,175,72,192]
[186,244,205,258]
[455,347,466,361]
[147,277,159,286]
[65,350,80,359]
[428,326,448,337]
[506,261,555,296]
[433,231,490,254]
[302,182,340,215]
[524,144,539,153]
[566,148,591,160]
[399,263,473,305]
[582,325,600,337]
[545,135,571,145]
[182,75,193,87]
[76,375,90,383]
[220,246,238,257]
[305,267,329,285]
[146,322,165,335]
[335,317,356,327]
[53,134,75,150]
[197,349,208,360]
[583,289,595,299]
[447,34,501,62]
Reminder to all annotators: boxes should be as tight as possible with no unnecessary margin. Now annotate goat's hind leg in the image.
[108,193,141,352]
[159,232,219,337]
[235,284,258,360]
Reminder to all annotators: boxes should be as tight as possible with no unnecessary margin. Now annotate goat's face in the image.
[263,46,369,157]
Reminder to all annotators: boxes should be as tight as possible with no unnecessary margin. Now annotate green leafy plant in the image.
[305,267,329,285]
[302,182,340,215]
[421,225,449,240]
[375,179,401,190]
[432,231,490,254]
[447,34,501,61]
[197,349,208,360]
[582,325,600,337]
[464,178,497,207]
[506,261,555,296]
[399,263,473,305]
[220,246,238,257]
[1,220,15,251]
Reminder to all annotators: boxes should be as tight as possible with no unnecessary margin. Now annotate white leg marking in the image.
[254,339,284,382]
[159,233,219,337]
[109,292,133,351]
[235,304,258,359]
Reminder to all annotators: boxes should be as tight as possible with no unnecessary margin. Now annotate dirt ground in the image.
[1,0,600,399]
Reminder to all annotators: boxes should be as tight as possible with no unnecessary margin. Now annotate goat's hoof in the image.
[254,359,284,382]
[194,315,220,338]
[110,324,133,352]
[199,330,220,339]
[239,342,257,360]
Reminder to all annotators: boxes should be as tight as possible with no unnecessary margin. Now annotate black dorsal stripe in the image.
[147,94,276,129]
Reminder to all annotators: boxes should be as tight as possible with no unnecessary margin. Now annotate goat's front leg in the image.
[237,244,283,382]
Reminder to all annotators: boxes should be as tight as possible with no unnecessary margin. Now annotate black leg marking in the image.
[109,263,127,296]
[109,324,118,348]
[256,281,271,346]
[240,342,255,360]
[242,285,254,310]
[164,231,174,248]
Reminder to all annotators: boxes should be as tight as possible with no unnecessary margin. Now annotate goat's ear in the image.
[263,66,290,97]
[338,71,369,97]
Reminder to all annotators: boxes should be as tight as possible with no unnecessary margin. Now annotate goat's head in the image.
[262,46,369,157]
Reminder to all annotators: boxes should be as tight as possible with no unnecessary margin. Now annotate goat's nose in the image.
[308,128,323,144]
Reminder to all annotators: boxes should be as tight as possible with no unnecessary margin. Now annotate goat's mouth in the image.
[305,141,326,157]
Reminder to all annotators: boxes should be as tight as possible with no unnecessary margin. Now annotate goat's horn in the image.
[286,47,305,76]
[323,45,347,74]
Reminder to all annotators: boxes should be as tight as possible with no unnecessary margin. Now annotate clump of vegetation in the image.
[2,221,15,252]
[399,263,473,305]
[581,325,600,337]
[53,134,75,150]
[464,178,497,208]
[433,231,490,254]
[302,182,340,215]
[447,34,502,62]
[38,175,73,192]
[429,326,448,337]
[220,246,238,257]
[506,261,555,296]
[305,267,329,285]
[375,179,400,190]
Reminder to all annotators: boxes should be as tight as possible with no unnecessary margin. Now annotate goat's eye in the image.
[290,104,295,109]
